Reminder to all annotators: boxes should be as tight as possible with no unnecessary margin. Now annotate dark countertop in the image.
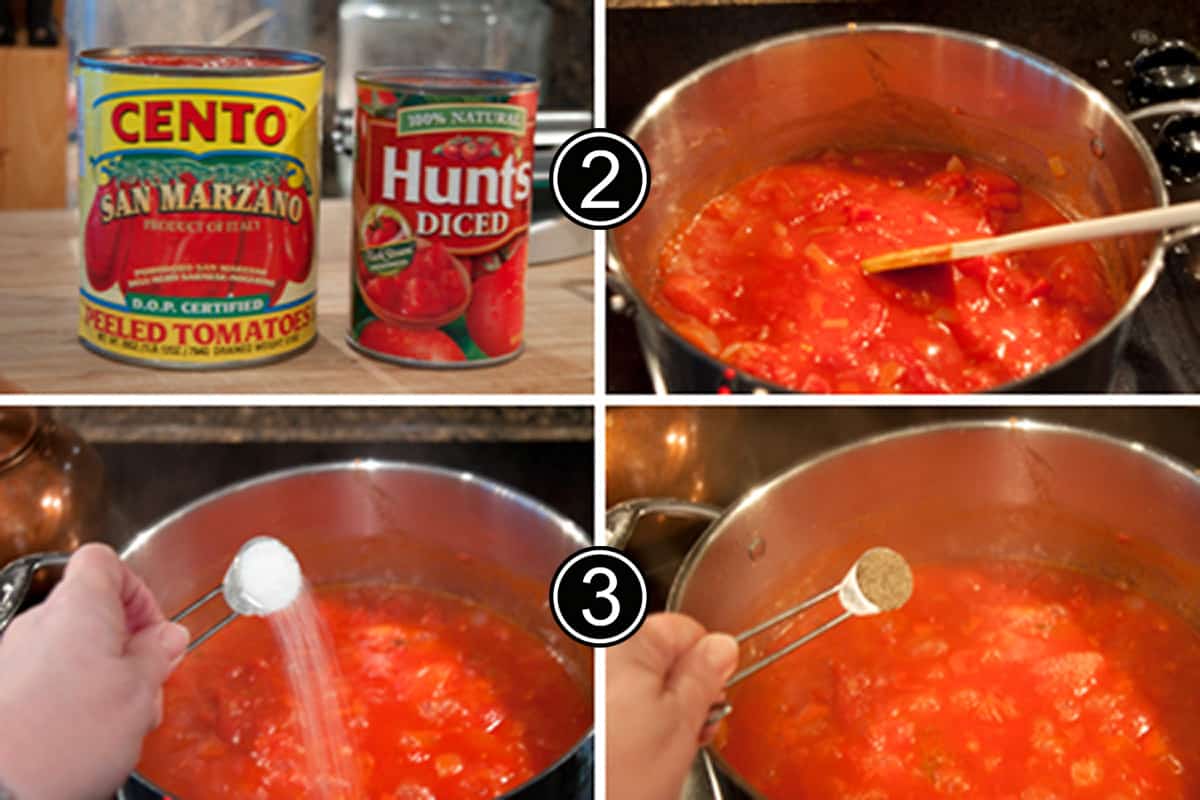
[43,407,593,546]
[56,407,592,444]
[606,0,1200,131]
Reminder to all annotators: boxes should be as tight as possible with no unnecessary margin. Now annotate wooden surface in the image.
[0,200,594,394]
[0,45,68,209]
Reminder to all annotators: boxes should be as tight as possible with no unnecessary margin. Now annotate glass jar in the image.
[335,0,551,193]
[70,0,314,51]
[0,409,106,569]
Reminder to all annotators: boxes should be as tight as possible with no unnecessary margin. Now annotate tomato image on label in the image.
[357,320,467,362]
[348,68,538,367]
[86,160,312,305]
[436,134,502,163]
[361,240,472,327]
[364,210,403,246]
[467,239,526,357]
[356,204,416,283]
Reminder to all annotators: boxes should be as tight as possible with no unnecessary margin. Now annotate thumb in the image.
[126,621,190,684]
[665,632,740,728]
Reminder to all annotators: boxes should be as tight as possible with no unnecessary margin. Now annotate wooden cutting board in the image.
[0,200,594,394]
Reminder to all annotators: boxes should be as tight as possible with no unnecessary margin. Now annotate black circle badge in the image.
[550,129,650,230]
[550,546,648,647]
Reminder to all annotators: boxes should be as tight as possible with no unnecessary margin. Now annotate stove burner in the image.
[1156,114,1200,185]
[1128,39,1200,108]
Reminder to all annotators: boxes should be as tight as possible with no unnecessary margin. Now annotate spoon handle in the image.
[732,584,839,642]
[184,610,238,652]
[705,609,854,726]
[170,584,239,653]
[727,609,853,688]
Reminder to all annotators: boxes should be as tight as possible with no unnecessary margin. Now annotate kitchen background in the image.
[608,405,1200,610]
[1,406,593,573]
[605,0,1200,393]
[30,0,593,205]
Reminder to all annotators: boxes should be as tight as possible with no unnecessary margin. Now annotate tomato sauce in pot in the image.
[138,582,590,799]
[717,560,1200,798]
[653,151,1120,393]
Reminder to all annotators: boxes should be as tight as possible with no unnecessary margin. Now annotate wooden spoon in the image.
[860,199,1200,274]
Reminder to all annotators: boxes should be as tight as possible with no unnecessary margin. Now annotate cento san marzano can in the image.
[349,68,538,367]
[77,46,324,369]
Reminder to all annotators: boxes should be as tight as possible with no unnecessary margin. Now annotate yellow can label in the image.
[77,51,323,368]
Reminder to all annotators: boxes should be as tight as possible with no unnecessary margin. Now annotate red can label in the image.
[351,79,538,365]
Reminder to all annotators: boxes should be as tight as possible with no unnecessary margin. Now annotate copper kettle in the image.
[0,408,105,569]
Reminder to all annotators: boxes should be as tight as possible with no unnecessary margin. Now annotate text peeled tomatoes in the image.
[77,47,323,368]
[349,69,537,366]
[653,150,1120,393]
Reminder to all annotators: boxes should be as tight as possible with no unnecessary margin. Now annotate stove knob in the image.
[1128,39,1200,108]
[1156,114,1200,185]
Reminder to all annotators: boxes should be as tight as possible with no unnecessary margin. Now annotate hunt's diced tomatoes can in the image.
[349,68,537,367]
[77,47,324,369]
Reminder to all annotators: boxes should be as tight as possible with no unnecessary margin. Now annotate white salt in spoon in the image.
[706,547,913,725]
[223,536,303,616]
[171,536,303,651]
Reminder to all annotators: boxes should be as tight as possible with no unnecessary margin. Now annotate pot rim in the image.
[123,459,593,800]
[610,22,1171,395]
[121,458,591,559]
[663,417,1200,800]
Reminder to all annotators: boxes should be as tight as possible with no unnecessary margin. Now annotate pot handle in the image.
[605,497,722,549]
[0,552,70,636]
[1162,223,1200,249]
[606,268,638,319]
[1127,99,1200,123]
[1126,99,1200,248]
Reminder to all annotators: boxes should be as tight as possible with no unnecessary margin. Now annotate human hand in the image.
[606,613,740,800]
[0,544,189,800]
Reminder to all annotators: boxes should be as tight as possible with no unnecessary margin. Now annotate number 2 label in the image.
[580,151,620,210]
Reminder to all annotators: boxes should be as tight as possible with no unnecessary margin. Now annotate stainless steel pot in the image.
[611,420,1200,799]
[0,461,594,800]
[608,24,1200,393]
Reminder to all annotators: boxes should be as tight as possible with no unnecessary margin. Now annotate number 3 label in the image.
[582,566,620,626]
[550,547,648,647]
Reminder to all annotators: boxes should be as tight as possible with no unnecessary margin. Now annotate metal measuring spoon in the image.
[706,547,913,725]
[173,536,302,651]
